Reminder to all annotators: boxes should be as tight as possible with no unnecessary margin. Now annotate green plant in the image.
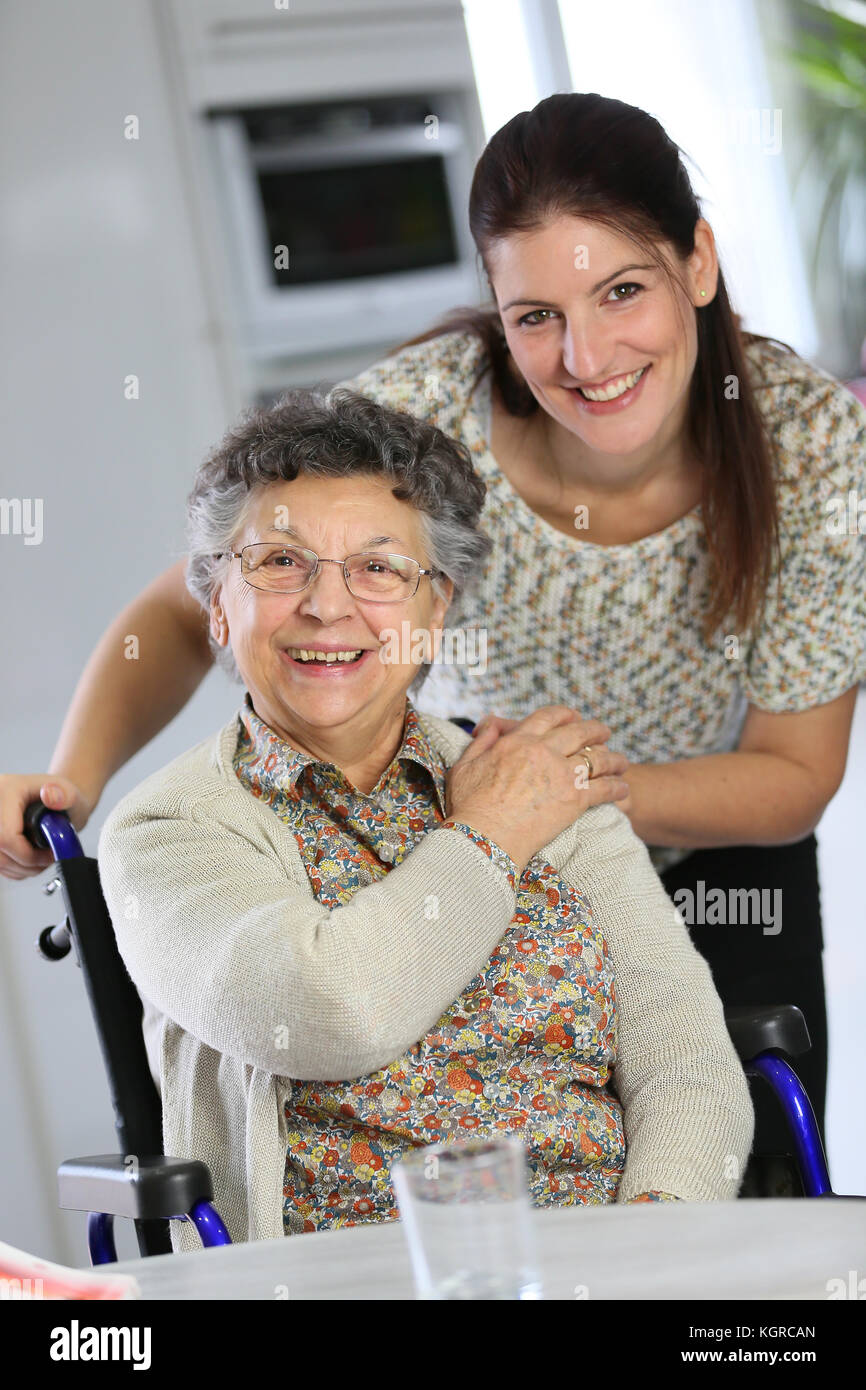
[779,0,866,366]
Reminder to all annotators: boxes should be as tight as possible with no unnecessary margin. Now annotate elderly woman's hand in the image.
[446,705,630,873]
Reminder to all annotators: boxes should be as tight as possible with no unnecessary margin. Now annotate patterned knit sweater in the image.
[340,332,866,872]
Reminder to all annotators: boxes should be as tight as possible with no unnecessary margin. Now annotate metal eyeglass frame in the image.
[216,544,443,603]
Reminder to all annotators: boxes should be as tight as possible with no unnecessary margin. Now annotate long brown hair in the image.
[396,93,793,643]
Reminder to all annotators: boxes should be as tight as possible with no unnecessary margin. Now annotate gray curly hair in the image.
[185,385,491,694]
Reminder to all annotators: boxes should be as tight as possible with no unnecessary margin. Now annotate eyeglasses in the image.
[216,543,443,603]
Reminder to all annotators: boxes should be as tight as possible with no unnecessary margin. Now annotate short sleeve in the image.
[334,330,484,440]
[336,344,433,419]
[740,365,866,712]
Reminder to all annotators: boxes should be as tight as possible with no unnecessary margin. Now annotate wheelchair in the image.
[22,791,858,1268]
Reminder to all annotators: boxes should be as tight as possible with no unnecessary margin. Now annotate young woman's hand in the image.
[471,708,613,744]
[446,704,630,873]
[0,774,92,880]
[469,713,522,740]
[471,709,635,820]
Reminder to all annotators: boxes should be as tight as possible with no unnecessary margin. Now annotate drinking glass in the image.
[390,1136,543,1300]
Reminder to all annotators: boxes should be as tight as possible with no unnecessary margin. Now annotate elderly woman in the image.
[97,388,753,1254]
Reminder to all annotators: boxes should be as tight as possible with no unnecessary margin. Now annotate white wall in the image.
[0,0,237,1264]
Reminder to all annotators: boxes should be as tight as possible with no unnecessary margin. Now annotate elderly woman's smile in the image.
[282,649,371,667]
[210,472,453,787]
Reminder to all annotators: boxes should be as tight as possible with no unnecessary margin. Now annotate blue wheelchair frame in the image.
[24,792,853,1267]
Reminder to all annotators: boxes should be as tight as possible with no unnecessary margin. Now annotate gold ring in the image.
[580,746,595,778]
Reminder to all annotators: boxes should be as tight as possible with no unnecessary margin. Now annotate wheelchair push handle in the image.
[23,798,85,860]
[24,799,85,962]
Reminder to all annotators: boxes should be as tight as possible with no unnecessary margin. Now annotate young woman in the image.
[4,93,864,1182]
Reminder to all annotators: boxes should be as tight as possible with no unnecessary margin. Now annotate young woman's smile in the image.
[567,362,652,414]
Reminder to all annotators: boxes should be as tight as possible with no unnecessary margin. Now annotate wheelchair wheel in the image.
[739,1152,804,1198]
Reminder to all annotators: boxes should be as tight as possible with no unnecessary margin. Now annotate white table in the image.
[107,1198,866,1300]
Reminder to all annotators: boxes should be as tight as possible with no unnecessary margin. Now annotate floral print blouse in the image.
[233,692,680,1234]
[341,331,866,873]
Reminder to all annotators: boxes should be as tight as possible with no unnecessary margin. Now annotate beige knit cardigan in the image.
[96,709,754,1254]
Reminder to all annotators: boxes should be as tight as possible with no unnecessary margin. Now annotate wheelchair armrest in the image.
[723,1003,811,1062]
[58,1154,215,1221]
